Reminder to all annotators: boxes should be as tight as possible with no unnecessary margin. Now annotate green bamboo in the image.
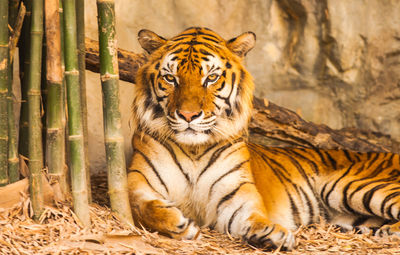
[18,0,32,158]
[45,0,68,197]
[0,0,9,186]
[28,0,44,219]
[63,0,90,226]
[8,1,24,183]
[76,0,91,203]
[96,0,134,226]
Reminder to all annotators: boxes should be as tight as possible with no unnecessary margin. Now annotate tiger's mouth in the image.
[166,111,217,144]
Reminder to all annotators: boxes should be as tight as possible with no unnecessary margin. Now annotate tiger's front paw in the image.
[140,200,200,240]
[242,218,295,251]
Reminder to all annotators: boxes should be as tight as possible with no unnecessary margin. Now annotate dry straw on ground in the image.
[1,173,400,255]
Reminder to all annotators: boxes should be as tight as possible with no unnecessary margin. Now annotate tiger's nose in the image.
[177,110,202,122]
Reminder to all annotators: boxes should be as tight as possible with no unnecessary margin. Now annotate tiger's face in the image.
[132,27,256,145]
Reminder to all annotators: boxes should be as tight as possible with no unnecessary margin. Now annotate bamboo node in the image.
[65,70,79,75]
[8,157,19,163]
[100,73,119,82]
[68,134,83,140]
[27,90,41,96]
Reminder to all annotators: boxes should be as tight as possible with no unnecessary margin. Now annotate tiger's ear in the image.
[227,32,256,58]
[138,29,167,54]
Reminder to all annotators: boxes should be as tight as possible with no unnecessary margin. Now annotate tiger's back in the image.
[250,143,400,231]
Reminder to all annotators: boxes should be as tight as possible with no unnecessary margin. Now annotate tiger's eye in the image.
[163,74,176,84]
[208,74,218,81]
[204,74,220,86]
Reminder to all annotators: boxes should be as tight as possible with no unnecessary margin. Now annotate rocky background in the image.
[83,0,400,173]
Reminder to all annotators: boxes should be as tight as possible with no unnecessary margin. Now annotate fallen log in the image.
[85,38,399,153]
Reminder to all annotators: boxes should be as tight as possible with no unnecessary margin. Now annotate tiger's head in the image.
[132,27,256,146]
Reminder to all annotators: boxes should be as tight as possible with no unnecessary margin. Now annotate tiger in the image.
[127,27,400,250]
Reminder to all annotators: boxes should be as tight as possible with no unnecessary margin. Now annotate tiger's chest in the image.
[134,134,250,226]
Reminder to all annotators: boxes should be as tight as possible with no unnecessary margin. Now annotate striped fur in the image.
[128,28,400,250]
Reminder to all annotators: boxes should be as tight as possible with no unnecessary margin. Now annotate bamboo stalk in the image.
[7,61,19,183]
[8,2,25,184]
[0,0,9,186]
[18,0,32,158]
[59,0,67,136]
[45,0,68,197]
[62,0,90,227]
[96,0,133,226]
[28,0,44,220]
[76,0,91,203]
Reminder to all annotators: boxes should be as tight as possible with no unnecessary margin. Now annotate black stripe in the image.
[153,104,164,119]
[231,72,236,87]
[288,193,301,227]
[127,169,164,198]
[343,150,354,162]
[172,31,220,40]
[342,178,359,214]
[170,48,183,55]
[289,149,320,175]
[299,186,314,224]
[136,150,169,194]
[228,204,244,234]
[380,190,400,218]
[198,140,243,179]
[212,101,221,110]
[208,160,249,198]
[199,48,214,56]
[324,151,338,169]
[269,148,315,192]
[323,163,354,207]
[195,143,218,160]
[366,153,380,169]
[167,138,192,159]
[216,81,225,91]
[248,146,299,226]
[350,176,398,199]
[258,225,275,243]
[315,149,330,167]
[216,182,252,212]
[146,136,191,183]
[202,36,220,44]
[386,203,396,220]
[362,183,391,215]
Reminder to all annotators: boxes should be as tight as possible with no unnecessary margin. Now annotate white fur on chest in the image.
[143,135,249,226]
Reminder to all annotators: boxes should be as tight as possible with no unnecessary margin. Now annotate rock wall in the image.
[83,0,400,172]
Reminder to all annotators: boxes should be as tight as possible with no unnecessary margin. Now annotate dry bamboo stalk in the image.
[62,0,90,227]
[45,0,68,198]
[96,0,134,226]
[0,0,9,186]
[28,0,45,220]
